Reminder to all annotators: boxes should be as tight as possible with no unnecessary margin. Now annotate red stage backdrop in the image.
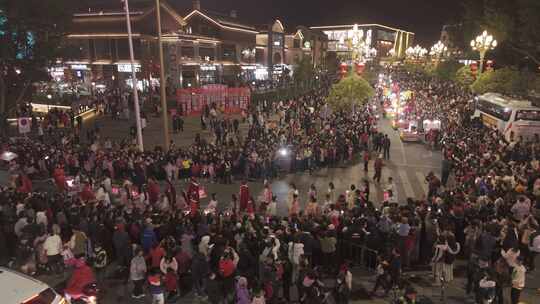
[176,85,250,115]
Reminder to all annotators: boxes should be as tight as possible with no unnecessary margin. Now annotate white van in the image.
[0,267,65,304]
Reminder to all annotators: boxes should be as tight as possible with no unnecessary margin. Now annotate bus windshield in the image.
[476,98,511,121]
[516,110,540,122]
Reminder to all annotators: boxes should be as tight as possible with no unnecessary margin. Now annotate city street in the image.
[3,1,540,304]
[34,112,540,304]
[81,109,442,214]
[34,112,538,304]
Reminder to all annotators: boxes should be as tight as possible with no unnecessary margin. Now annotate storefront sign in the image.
[200,65,217,71]
[71,64,88,70]
[117,63,141,73]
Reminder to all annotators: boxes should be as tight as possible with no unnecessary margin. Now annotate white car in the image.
[0,267,65,304]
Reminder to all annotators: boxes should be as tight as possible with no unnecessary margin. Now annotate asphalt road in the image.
[31,112,540,304]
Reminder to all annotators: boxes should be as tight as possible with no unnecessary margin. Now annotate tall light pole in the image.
[429,41,447,65]
[470,30,497,76]
[155,0,170,149]
[405,45,428,62]
[123,0,144,151]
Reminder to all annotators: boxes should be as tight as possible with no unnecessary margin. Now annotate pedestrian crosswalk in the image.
[415,171,429,195]
[369,167,435,203]
[398,169,416,199]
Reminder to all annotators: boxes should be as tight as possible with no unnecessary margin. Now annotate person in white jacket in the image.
[501,247,520,268]
[43,224,63,273]
[288,237,304,283]
[511,257,526,304]
[160,255,178,275]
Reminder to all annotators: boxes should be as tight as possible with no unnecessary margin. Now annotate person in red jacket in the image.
[147,177,160,205]
[187,177,200,203]
[239,181,250,212]
[65,259,96,300]
[79,182,95,202]
[17,174,32,194]
[219,247,239,302]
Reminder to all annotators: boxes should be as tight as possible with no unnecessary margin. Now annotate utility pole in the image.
[123,0,144,151]
[155,0,170,149]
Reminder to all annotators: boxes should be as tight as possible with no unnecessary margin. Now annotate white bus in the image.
[473,93,540,141]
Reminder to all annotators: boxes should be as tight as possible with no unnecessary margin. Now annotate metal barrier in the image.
[342,240,379,272]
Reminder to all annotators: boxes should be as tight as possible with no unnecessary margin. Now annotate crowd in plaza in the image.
[0,68,540,304]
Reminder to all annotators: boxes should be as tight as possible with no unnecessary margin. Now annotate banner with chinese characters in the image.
[176,86,250,115]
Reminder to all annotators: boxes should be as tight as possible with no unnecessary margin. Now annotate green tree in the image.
[434,60,461,81]
[461,0,540,66]
[293,55,315,88]
[326,73,374,112]
[0,0,74,114]
[471,67,528,96]
[455,65,475,88]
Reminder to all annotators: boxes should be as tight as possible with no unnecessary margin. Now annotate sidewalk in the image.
[83,111,249,149]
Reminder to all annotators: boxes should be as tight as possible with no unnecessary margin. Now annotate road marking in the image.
[415,171,429,195]
[398,169,415,199]
[398,138,408,165]
[421,150,433,158]
[391,163,441,169]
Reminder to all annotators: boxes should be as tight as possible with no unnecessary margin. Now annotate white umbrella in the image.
[0,151,18,162]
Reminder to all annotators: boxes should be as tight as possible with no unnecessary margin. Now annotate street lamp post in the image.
[155,0,170,150]
[406,45,428,62]
[470,30,497,76]
[123,0,144,151]
[430,41,447,65]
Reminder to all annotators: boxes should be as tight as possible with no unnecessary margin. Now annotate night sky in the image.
[82,0,463,45]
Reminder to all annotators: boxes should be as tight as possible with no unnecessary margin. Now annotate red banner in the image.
[176,86,250,115]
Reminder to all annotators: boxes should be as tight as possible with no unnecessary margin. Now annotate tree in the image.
[293,55,315,88]
[434,60,461,81]
[470,67,528,97]
[326,73,374,112]
[455,65,475,88]
[0,0,74,114]
[461,0,540,67]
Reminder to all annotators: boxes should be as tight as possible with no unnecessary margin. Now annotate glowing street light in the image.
[470,30,497,76]
[406,45,428,61]
[430,41,448,59]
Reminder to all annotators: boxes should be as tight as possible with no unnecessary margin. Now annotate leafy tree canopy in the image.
[0,0,74,113]
[471,67,529,97]
[455,65,475,89]
[326,73,374,112]
[293,55,315,86]
[461,0,540,67]
[434,60,462,81]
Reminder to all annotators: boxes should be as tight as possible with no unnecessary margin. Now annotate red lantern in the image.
[470,62,478,79]
[355,63,365,75]
[339,62,348,78]
[486,60,494,72]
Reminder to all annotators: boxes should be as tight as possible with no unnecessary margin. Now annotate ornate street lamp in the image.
[406,45,428,61]
[430,41,448,60]
[470,30,497,76]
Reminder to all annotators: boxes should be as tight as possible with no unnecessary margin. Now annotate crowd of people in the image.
[0,68,539,304]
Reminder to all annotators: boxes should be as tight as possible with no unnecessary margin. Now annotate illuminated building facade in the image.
[310,24,414,61]
[61,0,327,90]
